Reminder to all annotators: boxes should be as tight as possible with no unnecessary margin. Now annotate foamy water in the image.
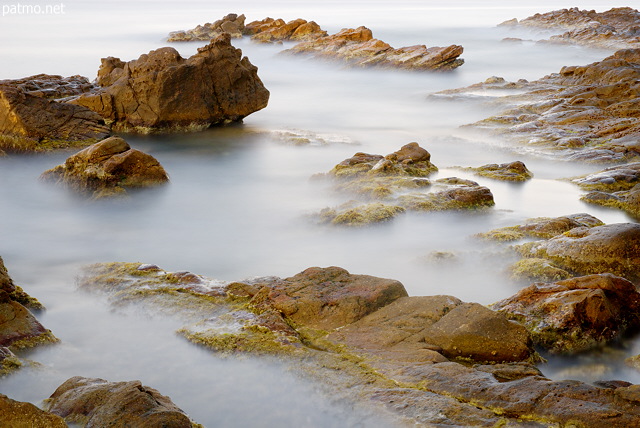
[0,1,637,425]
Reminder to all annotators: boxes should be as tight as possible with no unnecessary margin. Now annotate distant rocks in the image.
[45,376,198,427]
[493,273,640,353]
[41,136,169,199]
[168,12,246,41]
[500,7,640,49]
[464,160,533,181]
[284,26,464,71]
[72,34,269,132]
[0,75,109,154]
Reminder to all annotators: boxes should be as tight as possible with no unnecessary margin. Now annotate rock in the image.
[251,266,408,330]
[40,136,169,199]
[509,257,572,282]
[0,77,109,154]
[573,162,640,217]
[466,160,533,181]
[447,49,640,162]
[318,202,406,226]
[167,13,246,41]
[477,213,604,241]
[71,34,269,132]
[45,376,198,427]
[516,223,640,281]
[492,274,640,353]
[510,7,640,49]
[0,394,66,427]
[284,26,464,71]
[247,18,327,43]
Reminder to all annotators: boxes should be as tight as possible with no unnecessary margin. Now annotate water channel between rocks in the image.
[0,0,638,426]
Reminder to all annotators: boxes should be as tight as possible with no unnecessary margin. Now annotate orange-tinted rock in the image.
[0,394,66,427]
[167,13,245,41]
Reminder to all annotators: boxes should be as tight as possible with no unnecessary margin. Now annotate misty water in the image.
[1,0,638,426]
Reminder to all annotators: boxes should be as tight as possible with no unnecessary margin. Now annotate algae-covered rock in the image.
[516,223,640,281]
[41,136,169,199]
[318,202,406,226]
[509,257,571,282]
[465,160,533,181]
[492,274,640,353]
[46,376,200,427]
[477,213,604,241]
[572,162,640,217]
[0,393,66,427]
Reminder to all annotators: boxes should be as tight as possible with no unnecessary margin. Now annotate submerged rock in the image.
[0,394,66,427]
[45,376,199,427]
[71,34,269,132]
[40,136,169,199]
[492,274,640,353]
[501,7,640,49]
[284,26,464,71]
[465,160,533,181]
[0,76,109,154]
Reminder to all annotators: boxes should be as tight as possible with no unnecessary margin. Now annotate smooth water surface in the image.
[0,1,638,426]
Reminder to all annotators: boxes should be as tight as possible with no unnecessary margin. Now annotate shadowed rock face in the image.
[72,34,270,132]
[40,136,169,199]
[500,7,640,49]
[46,376,196,427]
[493,273,640,353]
[0,77,109,154]
[284,26,464,71]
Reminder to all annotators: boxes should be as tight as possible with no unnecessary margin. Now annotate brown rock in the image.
[46,376,197,427]
[251,266,408,330]
[167,13,246,41]
[0,74,96,99]
[492,274,640,353]
[72,34,269,132]
[284,26,464,71]
[0,394,66,427]
[41,136,169,198]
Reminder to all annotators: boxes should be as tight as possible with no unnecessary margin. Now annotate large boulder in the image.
[0,77,109,154]
[517,223,640,281]
[41,136,169,198]
[251,266,408,330]
[492,274,640,353]
[285,26,464,71]
[46,376,198,427]
[72,34,270,132]
[0,394,66,427]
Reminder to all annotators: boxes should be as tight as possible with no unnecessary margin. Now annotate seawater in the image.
[0,1,638,426]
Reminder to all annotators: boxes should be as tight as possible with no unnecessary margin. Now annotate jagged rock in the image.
[71,34,269,132]
[501,7,640,49]
[45,376,198,427]
[284,26,464,71]
[167,13,246,41]
[441,49,640,162]
[516,223,640,281]
[573,162,640,217]
[245,18,327,43]
[40,136,169,198]
[0,394,66,427]
[492,274,640,353]
[0,77,109,154]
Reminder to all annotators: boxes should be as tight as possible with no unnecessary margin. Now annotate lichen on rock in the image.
[463,160,534,181]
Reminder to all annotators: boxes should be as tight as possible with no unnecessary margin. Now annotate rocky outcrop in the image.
[284,26,464,71]
[244,17,327,43]
[45,376,199,427]
[0,76,109,154]
[464,160,533,181]
[572,162,640,218]
[40,136,169,199]
[0,394,66,427]
[77,261,640,427]
[492,274,640,353]
[517,223,640,281]
[477,213,604,241]
[71,34,269,132]
[500,7,640,49]
[440,49,640,162]
[314,142,494,225]
[168,13,246,41]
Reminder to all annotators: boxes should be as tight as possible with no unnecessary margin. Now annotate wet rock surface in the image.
[45,376,199,427]
[464,160,533,181]
[40,136,169,199]
[315,142,494,226]
[0,76,109,154]
[0,394,66,427]
[75,262,640,427]
[284,26,464,71]
[71,34,269,132]
[500,7,640,49]
[492,274,640,353]
[477,213,604,241]
[440,49,640,163]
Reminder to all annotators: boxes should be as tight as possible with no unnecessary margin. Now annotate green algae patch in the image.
[0,353,23,377]
[8,330,59,351]
[509,258,571,282]
[8,285,45,311]
[475,226,525,242]
[464,161,534,182]
[329,203,406,226]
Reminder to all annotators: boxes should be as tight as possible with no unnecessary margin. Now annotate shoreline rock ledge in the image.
[71,33,270,133]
